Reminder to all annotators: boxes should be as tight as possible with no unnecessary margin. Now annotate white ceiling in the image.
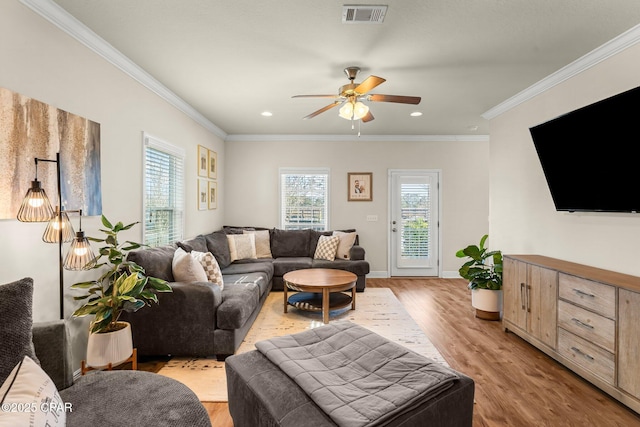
[44,0,640,137]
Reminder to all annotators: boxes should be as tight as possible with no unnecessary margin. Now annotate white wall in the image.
[0,1,224,365]
[224,138,490,275]
[490,41,640,276]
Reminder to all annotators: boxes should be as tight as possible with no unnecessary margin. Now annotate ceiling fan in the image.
[292,66,421,123]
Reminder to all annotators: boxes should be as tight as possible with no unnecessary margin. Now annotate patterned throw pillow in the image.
[333,231,357,260]
[227,233,257,262]
[314,235,340,261]
[191,250,224,290]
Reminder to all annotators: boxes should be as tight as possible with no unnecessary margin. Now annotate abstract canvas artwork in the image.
[0,87,102,219]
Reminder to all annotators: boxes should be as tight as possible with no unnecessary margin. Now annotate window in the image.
[280,168,329,231]
[143,133,185,247]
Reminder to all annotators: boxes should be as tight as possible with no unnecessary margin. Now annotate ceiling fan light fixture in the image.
[338,102,354,120]
[353,101,369,120]
[339,101,369,120]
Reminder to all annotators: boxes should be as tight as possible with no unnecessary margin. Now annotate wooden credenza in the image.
[503,255,640,414]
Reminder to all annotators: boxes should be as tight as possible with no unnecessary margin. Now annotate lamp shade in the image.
[352,102,369,120]
[42,208,75,243]
[17,180,54,222]
[339,102,354,120]
[63,231,96,270]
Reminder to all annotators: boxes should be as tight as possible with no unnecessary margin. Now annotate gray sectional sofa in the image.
[122,227,369,359]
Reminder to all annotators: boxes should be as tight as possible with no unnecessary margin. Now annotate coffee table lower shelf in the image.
[287,292,353,313]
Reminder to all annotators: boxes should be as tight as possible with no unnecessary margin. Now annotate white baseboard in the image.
[367,271,463,279]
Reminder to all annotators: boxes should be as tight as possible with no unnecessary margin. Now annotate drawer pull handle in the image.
[573,288,595,298]
[571,346,594,361]
[571,318,594,329]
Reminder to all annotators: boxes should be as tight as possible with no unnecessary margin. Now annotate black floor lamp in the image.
[17,153,96,319]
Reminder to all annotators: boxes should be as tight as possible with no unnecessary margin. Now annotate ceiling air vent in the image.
[342,5,388,24]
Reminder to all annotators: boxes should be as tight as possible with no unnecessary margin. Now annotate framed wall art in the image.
[348,172,372,201]
[208,181,217,209]
[208,150,217,179]
[198,178,209,210]
[197,145,208,177]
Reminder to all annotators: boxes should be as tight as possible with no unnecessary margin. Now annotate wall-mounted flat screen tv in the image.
[529,85,640,213]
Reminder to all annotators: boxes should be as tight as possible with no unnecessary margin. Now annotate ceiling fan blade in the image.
[361,111,375,123]
[303,101,342,119]
[292,95,339,99]
[367,94,421,104]
[354,75,386,95]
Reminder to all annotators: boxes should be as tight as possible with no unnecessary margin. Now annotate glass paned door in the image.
[390,171,439,276]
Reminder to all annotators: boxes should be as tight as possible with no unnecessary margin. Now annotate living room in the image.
[3,1,640,426]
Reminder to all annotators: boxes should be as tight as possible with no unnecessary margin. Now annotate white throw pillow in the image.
[333,231,357,260]
[191,250,224,290]
[172,247,208,282]
[227,234,257,262]
[314,235,340,261]
[0,356,67,427]
[242,230,272,259]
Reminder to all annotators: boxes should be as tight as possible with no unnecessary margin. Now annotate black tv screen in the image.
[529,85,640,213]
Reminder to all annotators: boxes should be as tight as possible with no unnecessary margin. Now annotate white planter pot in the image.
[471,288,503,320]
[86,321,133,369]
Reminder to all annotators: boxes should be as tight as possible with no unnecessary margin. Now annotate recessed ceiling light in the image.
[410,111,422,117]
[261,111,273,117]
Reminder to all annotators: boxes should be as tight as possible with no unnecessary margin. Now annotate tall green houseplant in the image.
[72,215,172,333]
[455,234,503,290]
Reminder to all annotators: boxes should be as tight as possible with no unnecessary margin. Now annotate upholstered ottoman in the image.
[226,322,474,427]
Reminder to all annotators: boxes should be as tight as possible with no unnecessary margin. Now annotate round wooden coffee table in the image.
[283,268,357,324]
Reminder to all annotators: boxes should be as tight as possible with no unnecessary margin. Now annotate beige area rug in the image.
[157,287,448,402]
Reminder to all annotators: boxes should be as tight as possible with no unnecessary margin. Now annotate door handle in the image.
[392,228,397,232]
[520,283,526,310]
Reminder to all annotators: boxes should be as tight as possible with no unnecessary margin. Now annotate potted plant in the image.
[455,234,503,320]
[71,215,172,368]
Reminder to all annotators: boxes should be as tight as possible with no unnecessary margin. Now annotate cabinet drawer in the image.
[558,274,615,319]
[557,300,615,352]
[558,328,615,385]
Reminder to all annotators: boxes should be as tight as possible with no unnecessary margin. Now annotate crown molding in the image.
[20,0,228,139]
[483,23,640,120]
[224,134,489,142]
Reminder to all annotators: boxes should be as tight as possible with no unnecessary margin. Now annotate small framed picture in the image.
[198,178,209,210]
[208,181,217,210]
[348,172,372,201]
[208,150,217,180]
[197,145,208,177]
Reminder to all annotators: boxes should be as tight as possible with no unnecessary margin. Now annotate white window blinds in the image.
[143,133,185,246]
[280,168,329,231]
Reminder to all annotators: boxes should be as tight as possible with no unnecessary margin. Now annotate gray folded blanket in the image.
[255,321,458,427]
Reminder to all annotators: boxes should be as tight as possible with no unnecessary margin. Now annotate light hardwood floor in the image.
[141,278,640,426]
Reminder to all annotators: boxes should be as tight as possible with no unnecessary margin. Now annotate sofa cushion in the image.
[271,229,312,258]
[243,229,272,259]
[204,231,232,269]
[273,257,313,277]
[127,245,176,282]
[192,250,224,289]
[223,272,271,297]
[333,231,358,260]
[0,356,66,426]
[311,259,370,276]
[309,229,357,257]
[0,277,39,386]
[227,234,257,262]
[176,235,208,253]
[217,282,261,330]
[221,260,274,278]
[314,235,339,261]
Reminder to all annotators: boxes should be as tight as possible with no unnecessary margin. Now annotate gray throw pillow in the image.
[204,231,232,268]
[0,277,40,385]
